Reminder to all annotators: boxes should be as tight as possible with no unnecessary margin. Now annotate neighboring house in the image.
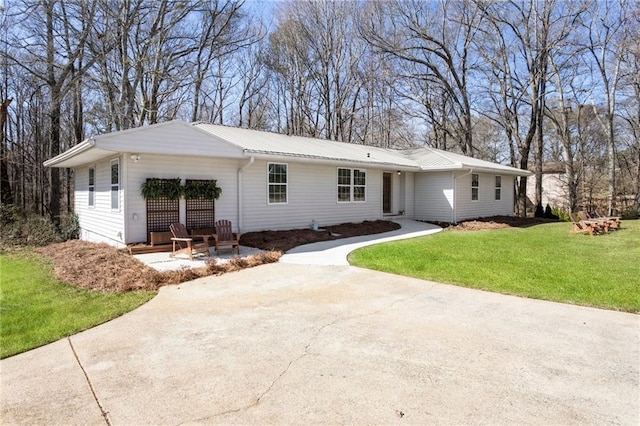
[526,162,569,210]
[45,120,531,248]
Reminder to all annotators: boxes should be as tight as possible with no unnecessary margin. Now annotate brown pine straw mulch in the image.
[240,219,401,252]
[431,215,554,231]
[34,217,547,294]
[36,241,282,293]
[34,220,399,293]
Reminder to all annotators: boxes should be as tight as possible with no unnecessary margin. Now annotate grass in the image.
[0,252,156,359]
[349,220,640,313]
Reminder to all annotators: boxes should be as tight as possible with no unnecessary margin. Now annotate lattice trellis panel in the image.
[146,180,180,236]
[185,179,215,230]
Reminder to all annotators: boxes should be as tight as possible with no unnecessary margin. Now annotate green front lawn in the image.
[349,220,640,312]
[0,253,156,359]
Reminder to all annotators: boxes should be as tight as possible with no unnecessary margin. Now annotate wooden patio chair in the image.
[578,211,610,233]
[569,212,602,236]
[169,223,211,261]
[213,220,241,255]
[594,210,621,230]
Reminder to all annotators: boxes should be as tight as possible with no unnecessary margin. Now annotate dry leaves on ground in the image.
[34,217,550,293]
[241,219,401,252]
[36,241,281,293]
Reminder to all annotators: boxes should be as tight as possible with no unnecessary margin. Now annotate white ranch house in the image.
[45,120,531,248]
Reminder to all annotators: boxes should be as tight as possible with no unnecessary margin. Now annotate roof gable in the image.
[44,121,244,168]
[403,146,530,176]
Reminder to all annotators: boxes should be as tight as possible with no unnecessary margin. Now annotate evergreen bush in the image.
[534,202,544,218]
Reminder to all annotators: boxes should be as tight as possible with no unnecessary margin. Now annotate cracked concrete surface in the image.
[2,263,639,425]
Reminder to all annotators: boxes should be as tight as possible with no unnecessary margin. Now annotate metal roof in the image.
[403,146,530,176]
[193,123,417,168]
[44,120,530,176]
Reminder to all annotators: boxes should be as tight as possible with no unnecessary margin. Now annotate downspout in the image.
[453,168,473,224]
[238,155,255,232]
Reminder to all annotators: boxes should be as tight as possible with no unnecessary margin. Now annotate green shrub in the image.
[551,206,571,222]
[543,204,558,220]
[534,202,544,218]
[0,205,69,247]
[21,215,62,246]
[59,212,80,240]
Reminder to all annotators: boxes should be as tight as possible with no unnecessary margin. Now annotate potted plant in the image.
[140,178,183,200]
[183,179,222,200]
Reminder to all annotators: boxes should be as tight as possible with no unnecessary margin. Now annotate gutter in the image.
[43,138,96,167]
[237,155,255,232]
[242,149,418,170]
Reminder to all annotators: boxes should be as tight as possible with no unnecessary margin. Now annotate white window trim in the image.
[495,175,502,201]
[471,173,479,202]
[337,167,367,203]
[267,162,288,205]
[110,158,120,211]
[88,165,95,208]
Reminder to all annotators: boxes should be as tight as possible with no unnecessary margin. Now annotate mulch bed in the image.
[34,217,551,293]
[442,216,555,231]
[240,220,401,252]
[36,241,281,293]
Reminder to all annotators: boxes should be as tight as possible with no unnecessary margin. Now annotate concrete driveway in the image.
[2,261,638,425]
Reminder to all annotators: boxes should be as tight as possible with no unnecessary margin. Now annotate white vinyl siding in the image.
[267,163,288,204]
[413,171,454,223]
[125,154,240,244]
[95,121,244,160]
[74,157,125,247]
[455,171,514,222]
[241,160,382,232]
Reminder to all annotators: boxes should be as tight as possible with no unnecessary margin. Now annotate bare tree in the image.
[618,4,640,214]
[190,1,255,123]
[363,0,482,155]
[580,0,628,215]
[0,97,12,206]
[4,0,105,221]
[476,0,572,215]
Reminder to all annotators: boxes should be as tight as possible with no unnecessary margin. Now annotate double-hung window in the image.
[110,159,120,210]
[495,176,502,201]
[471,173,479,201]
[268,163,287,204]
[88,166,95,207]
[337,168,366,202]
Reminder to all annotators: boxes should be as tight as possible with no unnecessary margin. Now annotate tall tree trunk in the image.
[1,98,13,206]
[635,143,640,214]
[46,2,60,223]
[49,91,61,223]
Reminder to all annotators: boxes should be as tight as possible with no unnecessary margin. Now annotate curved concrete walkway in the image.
[281,219,441,265]
[2,222,639,425]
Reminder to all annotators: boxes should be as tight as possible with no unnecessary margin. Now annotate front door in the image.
[383,173,392,214]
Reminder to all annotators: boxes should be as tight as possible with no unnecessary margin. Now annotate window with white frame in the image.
[471,173,479,201]
[495,175,502,201]
[338,168,366,202]
[88,166,95,207]
[268,163,287,204]
[110,159,119,210]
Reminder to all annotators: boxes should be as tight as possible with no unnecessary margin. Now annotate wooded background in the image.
[1,0,638,222]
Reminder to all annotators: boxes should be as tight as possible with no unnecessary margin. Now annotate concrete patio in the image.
[135,219,442,271]
[134,245,264,272]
